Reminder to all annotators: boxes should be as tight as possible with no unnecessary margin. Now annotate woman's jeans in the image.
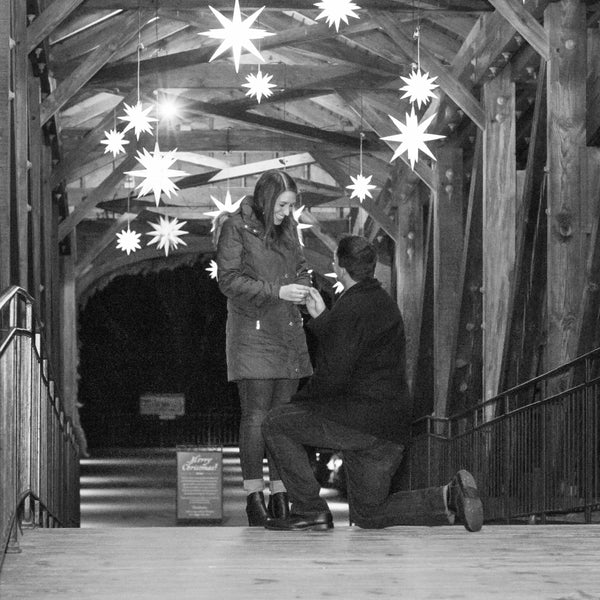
[237,379,299,482]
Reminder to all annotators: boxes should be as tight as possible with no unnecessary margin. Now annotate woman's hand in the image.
[279,283,311,303]
[305,287,326,318]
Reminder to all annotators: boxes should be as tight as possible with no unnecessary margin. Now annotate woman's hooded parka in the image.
[216,198,313,382]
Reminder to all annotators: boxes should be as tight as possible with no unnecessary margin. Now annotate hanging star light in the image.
[399,68,439,109]
[242,68,276,103]
[101,128,129,157]
[146,216,189,256]
[125,142,188,206]
[206,259,219,280]
[314,0,361,31]
[292,205,312,247]
[118,101,157,140]
[381,108,445,170]
[325,272,344,294]
[115,226,141,255]
[204,190,244,225]
[347,173,376,203]
[200,0,274,73]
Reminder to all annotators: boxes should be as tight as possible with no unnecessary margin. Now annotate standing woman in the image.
[215,170,313,526]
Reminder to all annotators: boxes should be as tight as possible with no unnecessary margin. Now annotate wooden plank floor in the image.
[2,524,600,599]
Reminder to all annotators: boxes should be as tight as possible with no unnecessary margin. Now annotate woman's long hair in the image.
[251,170,299,249]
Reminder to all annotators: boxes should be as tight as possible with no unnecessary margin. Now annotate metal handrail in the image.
[0,286,80,571]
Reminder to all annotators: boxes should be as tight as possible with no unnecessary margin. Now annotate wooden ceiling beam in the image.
[40,11,141,125]
[27,0,86,53]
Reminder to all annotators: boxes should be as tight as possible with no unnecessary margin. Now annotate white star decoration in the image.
[347,173,376,202]
[101,128,129,157]
[206,260,219,280]
[118,102,157,140]
[147,216,189,256]
[242,69,276,103]
[204,190,244,228]
[314,0,361,31]
[292,205,312,247]
[125,142,188,206]
[115,226,141,255]
[381,108,445,169]
[399,68,439,109]
[200,0,274,73]
[325,272,344,294]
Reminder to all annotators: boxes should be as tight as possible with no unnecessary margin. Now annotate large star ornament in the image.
[347,173,376,202]
[206,259,218,280]
[118,102,157,140]
[125,142,188,206]
[115,226,141,255]
[314,0,361,31]
[292,205,312,247]
[200,0,274,72]
[381,108,445,169]
[399,68,439,109]
[101,128,129,157]
[146,216,189,256]
[204,190,244,227]
[242,69,276,103]
[325,272,344,294]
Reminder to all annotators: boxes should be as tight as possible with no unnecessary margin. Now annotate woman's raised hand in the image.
[304,287,326,318]
[279,283,311,303]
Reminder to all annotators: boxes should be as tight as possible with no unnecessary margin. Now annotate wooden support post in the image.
[545,0,587,372]
[0,0,12,290]
[395,184,426,396]
[587,28,600,143]
[29,74,43,308]
[483,67,516,399]
[433,147,463,417]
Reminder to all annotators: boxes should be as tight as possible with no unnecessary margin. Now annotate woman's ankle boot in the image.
[246,491,269,526]
[268,492,290,519]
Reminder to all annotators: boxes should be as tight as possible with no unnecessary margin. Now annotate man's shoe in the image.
[268,492,290,519]
[264,511,334,531]
[448,470,483,532]
[246,491,269,526]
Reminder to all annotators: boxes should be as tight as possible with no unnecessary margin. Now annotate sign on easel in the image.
[176,447,223,523]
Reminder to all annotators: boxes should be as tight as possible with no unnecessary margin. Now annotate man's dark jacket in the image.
[293,277,411,445]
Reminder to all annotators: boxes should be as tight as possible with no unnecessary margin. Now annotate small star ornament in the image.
[206,260,218,280]
[146,216,189,256]
[101,128,129,157]
[325,272,344,294]
[115,226,141,255]
[314,0,361,31]
[118,102,157,140]
[346,173,376,202]
[293,205,312,247]
[204,190,244,227]
[200,0,274,72]
[242,69,276,103]
[399,68,439,109]
[381,108,445,170]
[125,142,188,206]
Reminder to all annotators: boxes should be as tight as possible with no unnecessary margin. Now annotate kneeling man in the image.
[262,235,483,532]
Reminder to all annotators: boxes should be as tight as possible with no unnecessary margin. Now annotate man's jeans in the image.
[262,403,452,529]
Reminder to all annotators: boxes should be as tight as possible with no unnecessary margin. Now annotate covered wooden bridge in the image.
[1,0,600,597]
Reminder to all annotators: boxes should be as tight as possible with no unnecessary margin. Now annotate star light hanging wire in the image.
[398,26,439,109]
[381,108,445,170]
[242,67,277,103]
[116,225,142,255]
[206,259,219,280]
[125,142,189,206]
[314,0,361,31]
[204,189,244,226]
[292,205,312,247]
[346,132,376,202]
[200,0,274,73]
[325,272,344,294]
[101,128,129,157]
[146,215,189,256]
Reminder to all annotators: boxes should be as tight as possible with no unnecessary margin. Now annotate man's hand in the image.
[305,287,326,318]
[279,283,311,303]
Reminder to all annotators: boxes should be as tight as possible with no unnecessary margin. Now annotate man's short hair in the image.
[337,235,376,281]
